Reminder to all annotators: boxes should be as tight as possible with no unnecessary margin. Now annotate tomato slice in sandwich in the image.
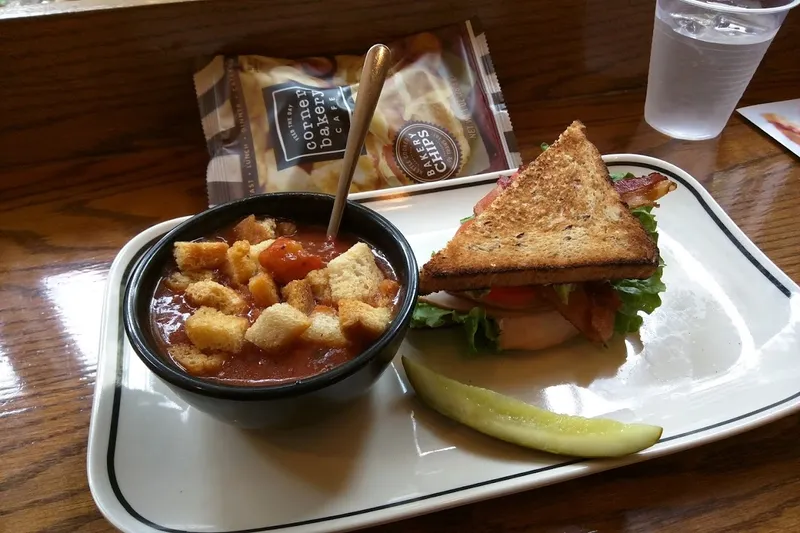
[483,286,541,308]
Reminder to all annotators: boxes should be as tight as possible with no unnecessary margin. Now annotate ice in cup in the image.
[644,0,799,141]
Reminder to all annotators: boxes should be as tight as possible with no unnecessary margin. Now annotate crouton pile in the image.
[161,215,401,377]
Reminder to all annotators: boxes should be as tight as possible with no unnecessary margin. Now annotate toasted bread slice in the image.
[420,121,658,294]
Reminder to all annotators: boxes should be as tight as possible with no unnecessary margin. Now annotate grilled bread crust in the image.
[420,121,658,294]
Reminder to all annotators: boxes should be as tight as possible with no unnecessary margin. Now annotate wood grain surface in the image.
[1,0,799,168]
[2,1,800,532]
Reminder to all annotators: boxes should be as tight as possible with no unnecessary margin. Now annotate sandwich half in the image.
[412,120,676,351]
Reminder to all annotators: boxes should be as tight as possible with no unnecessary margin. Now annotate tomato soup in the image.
[150,215,400,386]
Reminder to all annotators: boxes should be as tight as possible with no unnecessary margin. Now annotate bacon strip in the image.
[613,172,676,209]
[536,283,620,343]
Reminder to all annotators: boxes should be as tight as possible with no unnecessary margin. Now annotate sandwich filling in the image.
[412,170,675,351]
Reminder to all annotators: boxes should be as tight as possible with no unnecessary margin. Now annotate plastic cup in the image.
[644,0,799,141]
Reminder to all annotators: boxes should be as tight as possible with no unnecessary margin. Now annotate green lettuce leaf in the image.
[609,172,636,181]
[611,206,666,334]
[630,205,658,240]
[540,142,550,151]
[410,302,455,328]
[553,283,576,304]
[411,302,500,352]
[610,171,636,182]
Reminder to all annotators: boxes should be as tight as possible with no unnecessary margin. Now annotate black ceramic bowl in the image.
[123,193,418,428]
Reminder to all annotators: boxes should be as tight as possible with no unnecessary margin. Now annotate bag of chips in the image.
[194,19,521,205]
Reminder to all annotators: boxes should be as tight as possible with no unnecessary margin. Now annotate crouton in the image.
[281,279,315,314]
[249,239,275,265]
[338,299,392,339]
[276,221,297,236]
[169,344,227,375]
[174,241,228,271]
[224,240,258,285]
[260,218,277,237]
[375,278,401,307]
[327,242,384,304]
[305,268,332,305]
[233,215,276,244]
[184,280,247,315]
[185,307,248,353]
[300,307,349,347]
[164,270,214,291]
[244,303,311,351]
[248,272,280,307]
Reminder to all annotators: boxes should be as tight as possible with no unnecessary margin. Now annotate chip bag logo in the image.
[264,82,361,170]
[393,121,462,183]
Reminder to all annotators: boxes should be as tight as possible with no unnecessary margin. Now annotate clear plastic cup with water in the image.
[644,0,799,140]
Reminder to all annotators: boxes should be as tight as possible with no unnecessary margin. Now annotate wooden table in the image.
[3,96,800,532]
[2,0,800,528]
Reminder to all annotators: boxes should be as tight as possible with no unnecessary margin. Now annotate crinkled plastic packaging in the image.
[194,20,521,206]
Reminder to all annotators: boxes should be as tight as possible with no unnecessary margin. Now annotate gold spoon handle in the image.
[326,44,392,239]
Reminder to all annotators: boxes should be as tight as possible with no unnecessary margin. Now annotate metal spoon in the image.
[326,44,392,239]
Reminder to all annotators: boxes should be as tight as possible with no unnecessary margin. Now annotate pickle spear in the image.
[402,356,662,458]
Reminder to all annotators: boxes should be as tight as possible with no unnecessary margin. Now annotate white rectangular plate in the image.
[87,155,800,533]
